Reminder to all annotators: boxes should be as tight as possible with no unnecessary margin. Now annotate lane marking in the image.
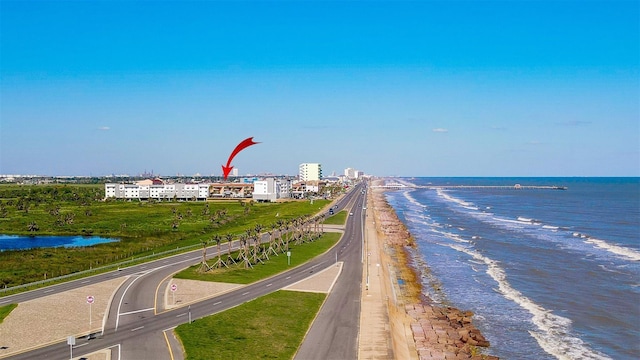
[119,307,155,316]
[213,301,222,305]
[164,330,175,360]
[43,289,54,293]
[176,313,187,318]
[81,280,91,284]
[73,343,88,349]
[131,326,145,332]
[286,276,291,280]
[242,291,250,296]
[266,283,272,287]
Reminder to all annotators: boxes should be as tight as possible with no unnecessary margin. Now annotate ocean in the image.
[383,177,639,360]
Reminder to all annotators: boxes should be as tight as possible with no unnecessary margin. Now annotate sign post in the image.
[67,336,75,360]
[287,251,291,266]
[86,295,94,329]
[171,283,177,305]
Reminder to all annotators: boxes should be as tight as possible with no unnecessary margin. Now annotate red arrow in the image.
[222,137,260,180]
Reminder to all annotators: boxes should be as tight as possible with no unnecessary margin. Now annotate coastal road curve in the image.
[2,183,367,360]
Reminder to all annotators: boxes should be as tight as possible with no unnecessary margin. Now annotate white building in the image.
[252,178,292,202]
[105,183,210,200]
[344,167,356,179]
[344,167,364,180]
[299,163,322,181]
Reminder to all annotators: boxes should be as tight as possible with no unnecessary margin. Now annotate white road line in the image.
[73,343,88,348]
[131,326,144,332]
[213,301,222,305]
[115,276,146,330]
[119,307,155,316]
[81,280,90,284]
[43,289,54,293]
[0,300,9,304]
[242,292,250,296]
[286,276,291,279]
[176,313,187,318]
[266,283,273,287]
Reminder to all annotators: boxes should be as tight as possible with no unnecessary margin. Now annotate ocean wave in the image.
[436,188,476,208]
[446,243,611,360]
[404,191,428,209]
[584,238,640,262]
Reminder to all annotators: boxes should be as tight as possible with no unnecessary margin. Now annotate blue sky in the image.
[1,0,638,177]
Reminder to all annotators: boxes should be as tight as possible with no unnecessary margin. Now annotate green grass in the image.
[0,183,332,289]
[174,232,341,284]
[175,290,325,360]
[0,303,17,324]
[323,210,347,225]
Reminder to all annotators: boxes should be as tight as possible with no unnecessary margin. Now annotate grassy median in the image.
[175,290,325,360]
[174,232,341,284]
[0,303,17,324]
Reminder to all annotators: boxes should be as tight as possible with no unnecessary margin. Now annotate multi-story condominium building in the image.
[344,167,356,179]
[299,163,322,181]
[105,183,210,200]
[252,178,292,202]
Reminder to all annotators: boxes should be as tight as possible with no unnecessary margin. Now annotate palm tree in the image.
[238,235,253,269]
[267,223,279,257]
[225,233,237,265]
[211,234,227,268]
[27,221,39,232]
[198,241,211,272]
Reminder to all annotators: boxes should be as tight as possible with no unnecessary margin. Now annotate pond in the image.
[0,235,119,251]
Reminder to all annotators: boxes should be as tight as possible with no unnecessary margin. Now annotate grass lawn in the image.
[323,210,347,225]
[175,290,325,360]
[174,232,341,284]
[0,303,17,324]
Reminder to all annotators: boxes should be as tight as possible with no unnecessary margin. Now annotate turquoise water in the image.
[0,235,118,251]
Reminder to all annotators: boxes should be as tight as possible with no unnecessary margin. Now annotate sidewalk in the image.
[358,191,418,360]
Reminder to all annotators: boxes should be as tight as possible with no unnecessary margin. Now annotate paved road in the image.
[2,183,367,360]
[295,186,366,360]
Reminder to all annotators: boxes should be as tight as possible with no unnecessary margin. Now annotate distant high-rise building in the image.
[344,167,356,179]
[232,168,239,177]
[299,163,322,181]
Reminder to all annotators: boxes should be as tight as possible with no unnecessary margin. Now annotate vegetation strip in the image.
[0,303,17,324]
[175,290,325,360]
[174,232,341,284]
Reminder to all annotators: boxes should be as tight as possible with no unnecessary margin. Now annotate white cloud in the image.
[432,128,448,133]
[98,126,111,131]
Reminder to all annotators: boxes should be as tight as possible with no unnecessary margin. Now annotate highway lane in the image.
[294,184,366,360]
[2,183,366,360]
